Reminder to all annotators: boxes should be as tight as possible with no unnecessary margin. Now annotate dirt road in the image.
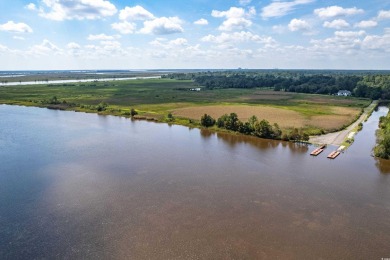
[309,101,378,146]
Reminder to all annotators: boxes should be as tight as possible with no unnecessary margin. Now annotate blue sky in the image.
[0,0,389,70]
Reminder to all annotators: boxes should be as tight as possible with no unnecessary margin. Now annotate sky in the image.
[0,0,389,70]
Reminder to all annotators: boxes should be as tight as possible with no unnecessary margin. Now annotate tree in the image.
[200,114,215,127]
[96,102,108,111]
[254,119,273,138]
[167,112,174,120]
[130,108,138,117]
[225,113,240,131]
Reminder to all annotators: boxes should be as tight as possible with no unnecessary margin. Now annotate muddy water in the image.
[0,105,389,259]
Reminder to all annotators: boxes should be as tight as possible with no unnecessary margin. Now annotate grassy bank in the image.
[0,78,370,137]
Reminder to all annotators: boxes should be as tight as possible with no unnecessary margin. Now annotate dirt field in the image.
[173,105,361,130]
[310,101,377,145]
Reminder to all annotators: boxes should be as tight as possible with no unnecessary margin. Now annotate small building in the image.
[190,88,201,91]
[337,90,352,96]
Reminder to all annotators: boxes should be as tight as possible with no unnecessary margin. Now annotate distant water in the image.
[0,76,161,86]
[0,105,389,259]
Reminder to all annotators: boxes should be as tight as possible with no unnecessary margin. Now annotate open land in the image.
[310,100,377,145]
[0,78,370,137]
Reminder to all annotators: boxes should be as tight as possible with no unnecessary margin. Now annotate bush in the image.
[130,108,138,117]
[200,114,215,127]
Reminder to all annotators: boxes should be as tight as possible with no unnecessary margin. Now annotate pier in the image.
[310,144,326,156]
[327,151,340,159]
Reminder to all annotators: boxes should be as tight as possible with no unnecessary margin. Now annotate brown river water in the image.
[0,105,390,259]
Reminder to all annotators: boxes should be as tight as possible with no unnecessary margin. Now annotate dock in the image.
[310,144,327,156]
[310,147,324,156]
[327,151,340,159]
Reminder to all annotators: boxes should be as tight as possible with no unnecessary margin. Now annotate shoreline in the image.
[2,101,372,147]
[309,100,378,146]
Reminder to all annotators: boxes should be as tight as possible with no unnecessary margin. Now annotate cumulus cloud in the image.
[150,38,188,49]
[111,21,136,34]
[212,7,246,18]
[334,30,366,38]
[355,20,378,29]
[261,0,314,19]
[362,31,390,50]
[25,3,37,11]
[37,0,117,21]
[323,19,350,29]
[288,18,311,32]
[87,34,119,40]
[0,21,33,33]
[212,7,253,31]
[219,17,252,31]
[119,5,154,21]
[201,31,275,45]
[28,39,63,56]
[314,6,364,19]
[194,18,208,25]
[140,17,183,35]
[377,10,390,20]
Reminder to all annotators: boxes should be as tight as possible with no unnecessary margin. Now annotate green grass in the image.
[0,78,371,133]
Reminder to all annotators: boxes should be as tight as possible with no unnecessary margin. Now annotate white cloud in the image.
[87,34,119,40]
[28,39,63,56]
[13,36,25,40]
[119,5,154,21]
[111,21,136,34]
[201,31,275,45]
[314,6,364,19]
[355,20,378,29]
[212,7,246,18]
[67,42,81,49]
[272,25,287,34]
[140,17,183,35]
[37,0,117,21]
[194,18,208,25]
[150,38,188,49]
[239,0,252,6]
[362,31,390,50]
[219,17,252,31]
[377,10,390,20]
[288,18,311,32]
[334,30,366,38]
[25,3,37,11]
[212,7,253,31]
[323,19,350,29]
[0,21,33,33]
[261,0,314,19]
[0,44,10,53]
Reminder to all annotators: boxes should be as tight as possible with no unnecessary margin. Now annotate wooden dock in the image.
[310,144,327,156]
[310,148,324,156]
[327,151,340,159]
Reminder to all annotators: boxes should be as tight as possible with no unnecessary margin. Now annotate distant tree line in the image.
[200,113,309,142]
[164,71,390,100]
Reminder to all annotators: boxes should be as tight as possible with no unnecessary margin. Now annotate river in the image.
[0,76,161,86]
[0,105,389,259]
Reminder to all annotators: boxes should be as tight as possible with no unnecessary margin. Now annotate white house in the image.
[337,90,352,96]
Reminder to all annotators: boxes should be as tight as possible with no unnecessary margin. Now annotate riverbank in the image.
[0,78,370,143]
[309,100,378,146]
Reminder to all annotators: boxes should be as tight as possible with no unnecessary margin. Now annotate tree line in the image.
[201,113,309,142]
[374,111,390,159]
[164,71,390,99]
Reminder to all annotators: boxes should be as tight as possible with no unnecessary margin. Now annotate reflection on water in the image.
[0,104,390,259]
[376,158,390,174]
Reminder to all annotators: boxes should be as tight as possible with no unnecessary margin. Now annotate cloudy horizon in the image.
[0,0,389,70]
